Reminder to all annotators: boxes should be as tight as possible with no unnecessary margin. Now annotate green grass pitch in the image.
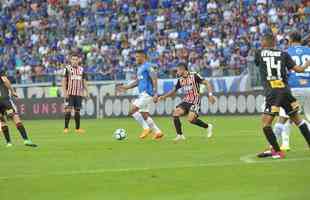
[0,115,309,200]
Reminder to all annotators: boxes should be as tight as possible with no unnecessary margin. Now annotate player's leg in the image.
[187,104,213,138]
[172,104,187,141]
[0,114,12,147]
[64,96,73,133]
[129,97,150,138]
[11,113,37,147]
[74,96,84,133]
[289,113,310,148]
[284,95,310,148]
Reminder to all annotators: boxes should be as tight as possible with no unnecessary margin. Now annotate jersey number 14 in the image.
[263,57,282,80]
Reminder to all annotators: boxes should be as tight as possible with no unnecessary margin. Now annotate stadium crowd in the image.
[0,0,309,83]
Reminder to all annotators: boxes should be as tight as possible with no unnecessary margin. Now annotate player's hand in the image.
[12,91,18,98]
[208,95,216,104]
[153,94,159,103]
[116,84,127,92]
[64,92,68,99]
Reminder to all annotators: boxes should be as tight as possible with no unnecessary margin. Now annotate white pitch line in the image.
[1,155,310,180]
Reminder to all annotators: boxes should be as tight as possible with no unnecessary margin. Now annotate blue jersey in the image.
[287,45,310,88]
[137,62,156,96]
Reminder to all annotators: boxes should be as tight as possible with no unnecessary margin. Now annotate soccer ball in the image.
[113,128,127,140]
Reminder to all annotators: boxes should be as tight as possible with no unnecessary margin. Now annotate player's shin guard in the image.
[16,122,29,140]
[273,122,284,142]
[173,116,183,135]
[64,112,71,129]
[75,111,81,129]
[263,126,281,152]
[132,112,149,129]
[297,120,310,147]
[190,118,208,129]
[282,122,291,148]
[146,117,160,133]
[1,125,11,144]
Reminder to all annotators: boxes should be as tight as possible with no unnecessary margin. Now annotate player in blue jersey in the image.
[117,50,164,140]
[273,32,310,151]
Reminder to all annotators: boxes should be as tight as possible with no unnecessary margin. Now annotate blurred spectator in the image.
[0,0,309,83]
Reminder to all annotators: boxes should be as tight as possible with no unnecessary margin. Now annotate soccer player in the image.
[255,34,310,159]
[62,53,89,134]
[273,32,310,151]
[117,50,163,140]
[0,69,37,147]
[158,63,216,141]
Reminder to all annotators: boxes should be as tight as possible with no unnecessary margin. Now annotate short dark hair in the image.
[290,32,302,43]
[262,33,275,44]
[70,52,80,58]
[177,63,188,71]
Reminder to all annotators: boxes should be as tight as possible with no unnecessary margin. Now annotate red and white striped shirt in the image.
[64,65,87,96]
[175,72,204,105]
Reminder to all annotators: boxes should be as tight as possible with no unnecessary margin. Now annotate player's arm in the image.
[0,75,18,98]
[291,60,310,72]
[158,80,180,101]
[117,79,138,92]
[196,73,216,104]
[62,68,68,99]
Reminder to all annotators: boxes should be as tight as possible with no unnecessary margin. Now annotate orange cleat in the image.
[152,132,164,140]
[75,129,85,134]
[63,128,69,134]
[139,128,151,139]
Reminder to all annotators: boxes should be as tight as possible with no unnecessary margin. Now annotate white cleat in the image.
[207,124,213,138]
[6,143,13,148]
[173,134,186,142]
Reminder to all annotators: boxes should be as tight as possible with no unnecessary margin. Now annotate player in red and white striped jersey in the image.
[62,53,89,134]
[159,63,216,141]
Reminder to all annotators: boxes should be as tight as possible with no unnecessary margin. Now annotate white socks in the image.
[274,122,284,141]
[146,117,161,133]
[282,122,291,148]
[132,112,149,129]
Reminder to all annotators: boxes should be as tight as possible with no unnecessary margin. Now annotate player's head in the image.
[70,53,80,67]
[289,32,302,45]
[176,63,189,77]
[135,50,147,65]
[261,34,275,48]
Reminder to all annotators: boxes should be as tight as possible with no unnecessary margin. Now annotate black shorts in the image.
[65,95,83,109]
[264,89,299,116]
[0,98,17,117]
[176,102,200,115]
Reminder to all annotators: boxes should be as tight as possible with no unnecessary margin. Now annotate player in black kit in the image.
[255,34,310,159]
[0,69,37,147]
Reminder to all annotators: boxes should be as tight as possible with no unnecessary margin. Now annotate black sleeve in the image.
[283,52,296,70]
[254,50,260,66]
[174,79,181,91]
[194,73,204,83]
[0,70,7,77]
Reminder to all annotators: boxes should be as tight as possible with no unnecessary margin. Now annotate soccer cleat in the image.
[280,145,291,152]
[207,124,213,138]
[152,132,164,140]
[173,134,186,142]
[6,143,13,148]
[75,129,85,134]
[257,149,272,158]
[139,128,151,139]
[272,151,285,159]
[24,140,38,148]
[63,128,69,134]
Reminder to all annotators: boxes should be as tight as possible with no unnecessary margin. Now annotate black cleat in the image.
[257,149,272,158]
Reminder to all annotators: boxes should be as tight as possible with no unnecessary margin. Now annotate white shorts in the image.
[133,92,153,113]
